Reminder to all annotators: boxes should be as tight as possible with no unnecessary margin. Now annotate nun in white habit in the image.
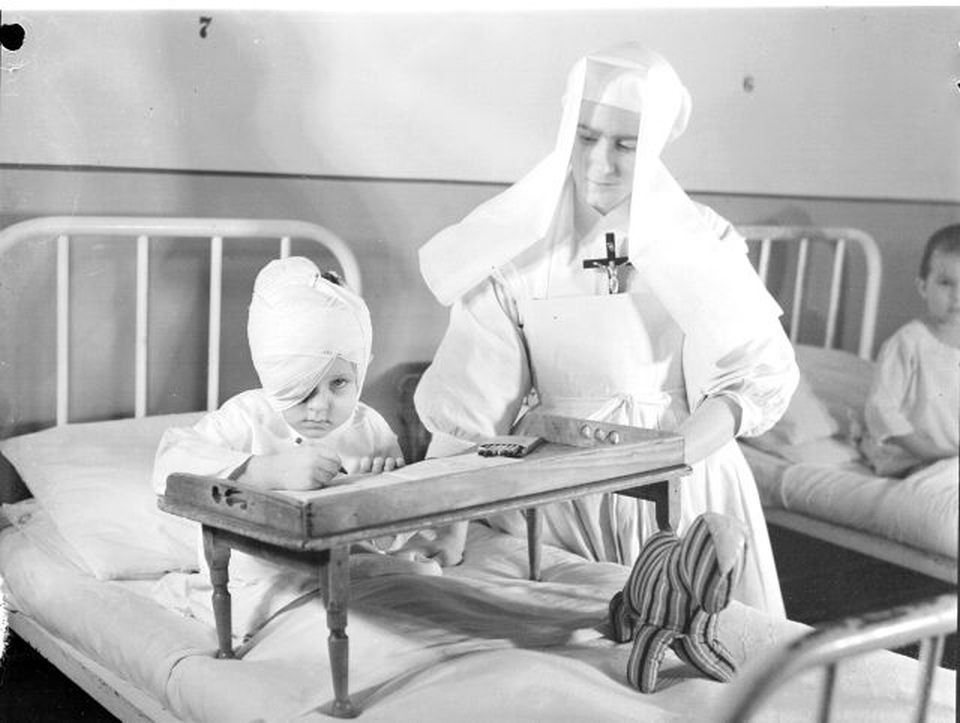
[415,44,798,616]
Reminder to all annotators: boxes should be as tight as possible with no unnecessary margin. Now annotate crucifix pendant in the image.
[582,232,629,294]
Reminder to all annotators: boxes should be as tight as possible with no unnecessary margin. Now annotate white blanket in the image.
[777,457,958,559]
[1,522,955,722]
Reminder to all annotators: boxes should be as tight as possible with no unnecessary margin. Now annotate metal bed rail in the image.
[738,225,881,361]
[719,593,957,723]
[0,216,360,425]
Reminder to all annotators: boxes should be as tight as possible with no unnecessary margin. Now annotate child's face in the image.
[282,357,359,439]
[572,102,639,216]
[918,249,960,327]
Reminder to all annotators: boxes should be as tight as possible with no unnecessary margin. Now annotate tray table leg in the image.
[525,508,542,581]
[655,478,681,532]
[321,545,357,718]
[620,475,682,534]
[202,525,235,659]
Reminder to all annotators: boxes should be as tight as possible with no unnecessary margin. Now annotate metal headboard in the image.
[719,593,956,723]
[0,216,361,425]
[738,225,881,360]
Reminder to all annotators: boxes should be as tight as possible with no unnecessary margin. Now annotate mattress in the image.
[742,441,958,561]
[2,520,956,722]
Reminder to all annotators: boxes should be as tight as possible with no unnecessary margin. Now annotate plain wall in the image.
[1,8,958,201]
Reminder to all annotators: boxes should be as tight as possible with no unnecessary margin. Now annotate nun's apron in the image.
[487,286,785,616]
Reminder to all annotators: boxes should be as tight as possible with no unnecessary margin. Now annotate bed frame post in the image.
[823,238,846,349]
[818,663,838,722]
[914,634,946,723]
[135,234,150,418]
[56,234,70,425]
[789,237,809,345]
[207,235,223,412]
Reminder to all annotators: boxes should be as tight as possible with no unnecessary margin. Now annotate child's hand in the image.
[243,444,342,491]
[357,456,406,474]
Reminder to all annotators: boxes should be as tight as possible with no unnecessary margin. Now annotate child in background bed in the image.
[152,257,442,636]
[860,224,960,477]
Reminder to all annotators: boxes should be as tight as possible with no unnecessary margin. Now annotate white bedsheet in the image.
[777,457,958,559]
[1,522,955,722]
[742,442,958,560]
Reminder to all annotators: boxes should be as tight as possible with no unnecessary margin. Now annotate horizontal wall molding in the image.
[2,162,957,208]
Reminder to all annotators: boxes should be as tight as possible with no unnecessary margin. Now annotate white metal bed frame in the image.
[720,593,957,723]
[0,216,361,426]
[739,225,881,360]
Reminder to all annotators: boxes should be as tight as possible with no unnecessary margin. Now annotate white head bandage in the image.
[247,257,372,411]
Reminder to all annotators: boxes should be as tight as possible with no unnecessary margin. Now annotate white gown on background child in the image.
[861,319,960,475]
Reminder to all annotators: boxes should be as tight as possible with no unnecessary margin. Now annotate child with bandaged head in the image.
[860,224,960,477]
[153,257,440,635]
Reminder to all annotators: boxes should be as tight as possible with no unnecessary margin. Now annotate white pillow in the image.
[2,498,92,574]
[0,413,204,580]
[756,345,875,445]
[795,344,874,439]
[756,374,839,447]
[746,434,862,466]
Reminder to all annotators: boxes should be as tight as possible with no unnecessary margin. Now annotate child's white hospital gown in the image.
[152,390,434,637]
[862,320,960,476]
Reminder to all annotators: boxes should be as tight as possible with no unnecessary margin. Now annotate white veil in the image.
[419,43,782,361]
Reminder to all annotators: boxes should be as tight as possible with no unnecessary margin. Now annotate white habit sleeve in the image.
[415,278,532,457]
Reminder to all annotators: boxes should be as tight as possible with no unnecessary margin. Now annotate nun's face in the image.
[282,356,358,439]
[572,101,639,215]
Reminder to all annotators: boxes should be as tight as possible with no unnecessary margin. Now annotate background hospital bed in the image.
[736,225,957,584]
[0,216,955,722]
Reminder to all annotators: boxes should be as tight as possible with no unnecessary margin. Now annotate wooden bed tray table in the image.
[159,412,688,717]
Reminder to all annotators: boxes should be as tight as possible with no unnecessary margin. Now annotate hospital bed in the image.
[736,225,957,584]
[0,215,954,721]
